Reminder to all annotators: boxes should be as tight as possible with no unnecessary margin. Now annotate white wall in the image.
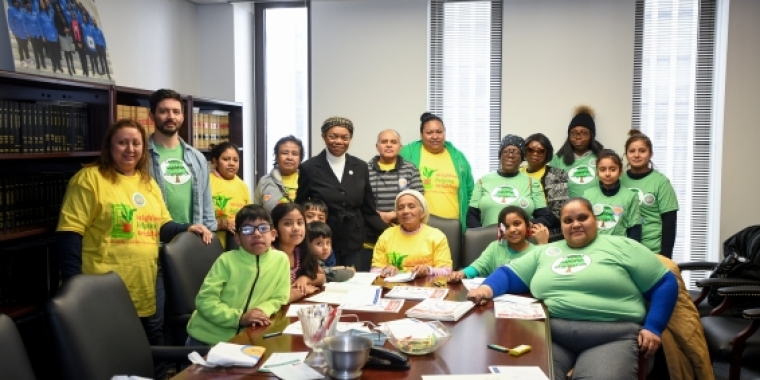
[97,0,199,94]
[720,0,760,244]
[197,5,236,101]
[310,0,428,160]
[502,0,636,155]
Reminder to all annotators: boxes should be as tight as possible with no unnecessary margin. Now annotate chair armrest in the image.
[743,309,760,319]
[677,261,717,271]
[695,278,760,288]
[717,286,760,297]
[151,345,210,362]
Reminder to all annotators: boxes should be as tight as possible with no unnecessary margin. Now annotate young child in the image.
[308,221,355,282]
[583,149,642,241]
[449,206,548,281]
[302,198,336,266]
[185,204,290,345]
[271,203,326,302]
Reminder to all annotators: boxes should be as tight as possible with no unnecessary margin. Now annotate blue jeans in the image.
[140,265,166,379]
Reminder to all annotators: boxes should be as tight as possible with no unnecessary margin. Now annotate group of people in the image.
[7,0,109,77]
[56,94,693,379]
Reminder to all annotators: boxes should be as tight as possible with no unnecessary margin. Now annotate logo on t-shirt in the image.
[387,251,408,269]
[421,166,438,190]
[629,187,656,206]
[160,158,191,185]
[551,254,591,275]
[490,185,519,205]
[212,195,232,218]
[133,192,146,207]
[545,247,562,257]
[593,204,624,230]
[567,165,596,185]
[110,203,137,239]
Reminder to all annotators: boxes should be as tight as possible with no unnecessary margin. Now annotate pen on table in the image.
[487,343,508,353]
[263,331,283,339]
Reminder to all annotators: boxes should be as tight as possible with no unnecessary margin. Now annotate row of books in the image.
[192,109,230,151]
[0,101,91,154]
[115,105,156,136]
[0,172,73,231]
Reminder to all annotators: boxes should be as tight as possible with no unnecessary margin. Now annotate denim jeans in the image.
[140,265,166,379]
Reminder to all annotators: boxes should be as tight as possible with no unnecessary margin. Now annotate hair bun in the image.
[420,112,434,122]
[628,129,645,138]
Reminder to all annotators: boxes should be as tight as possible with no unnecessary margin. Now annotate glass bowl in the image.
[382,320,451,355]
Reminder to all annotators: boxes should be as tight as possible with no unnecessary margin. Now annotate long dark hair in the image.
[556,136,604,166]
[270,203,319,280]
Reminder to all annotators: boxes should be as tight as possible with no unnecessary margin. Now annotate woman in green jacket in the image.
[399,112,474,231]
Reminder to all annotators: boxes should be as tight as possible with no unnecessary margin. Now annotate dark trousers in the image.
[339,248,373,272]
[96,45,109,77]
[46,40,62,72]
[140,266,166,379]
[76,45,88,76]
[30,37,45,69]
[15,36,30,60]
[88,50,99,75]
[63,51,75,74]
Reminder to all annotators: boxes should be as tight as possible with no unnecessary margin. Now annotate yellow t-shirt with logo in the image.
[419,149,459,219]
[57,166,172,317]
[280,173,298,202]
[210,174,252,248]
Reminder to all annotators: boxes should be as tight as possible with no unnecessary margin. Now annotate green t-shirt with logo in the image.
[467,241,535,277]
[469,172,546,226]
[508,235,668,323]
[550,153,598,198]
[621,170,679,253]
[582,185,641,238]
[154,144,193,224]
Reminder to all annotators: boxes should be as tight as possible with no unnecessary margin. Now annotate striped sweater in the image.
[366,156,424,243]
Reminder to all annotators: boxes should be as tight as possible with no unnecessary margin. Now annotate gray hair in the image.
[376,129,402,144]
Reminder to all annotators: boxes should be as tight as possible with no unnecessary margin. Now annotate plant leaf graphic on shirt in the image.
[387,251,408,269]
[421,166,437,189]
[111,204,137,239]
[213,195,232,218]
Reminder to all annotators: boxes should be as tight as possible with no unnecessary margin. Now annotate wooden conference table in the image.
[175,277,553,379]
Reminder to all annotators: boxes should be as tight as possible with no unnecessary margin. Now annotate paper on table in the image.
[385,286,449,300]
[304,283,381,305]
[286,304,314,317]
[282,321,371,335]
[268,361,325,380]
[187,343,265,368]
[421,374,515,379]
[383,271,416,283]
[461,277,486,290]
[341,286,381,306]
[492,294,538,304]
[258,352,309,372]
[110,377,152,380]
[493,302,546,320]
[340,298,405,313]
[488,366,550,379]
[345,271,380,285]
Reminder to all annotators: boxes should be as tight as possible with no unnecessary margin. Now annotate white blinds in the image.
[429,0,502,181]
[632,0,718,287]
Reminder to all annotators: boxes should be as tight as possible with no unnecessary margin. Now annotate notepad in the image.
[258,352,309,372]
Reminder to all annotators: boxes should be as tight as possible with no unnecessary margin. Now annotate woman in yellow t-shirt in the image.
[209,142,251,248]
[57,119,213,344]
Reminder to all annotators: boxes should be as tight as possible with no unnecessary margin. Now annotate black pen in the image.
[263,331,282,339]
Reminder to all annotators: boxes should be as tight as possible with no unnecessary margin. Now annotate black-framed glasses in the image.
[569,131,590,138]
[240,224,271,235]
[501,148,521,157]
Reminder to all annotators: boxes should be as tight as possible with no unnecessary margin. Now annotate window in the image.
[632,0,722,287]
[428,0,502,180]
[255,3,309,178]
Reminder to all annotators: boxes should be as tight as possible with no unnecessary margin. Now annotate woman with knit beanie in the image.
[399,112,474,231]
[467,134,555,229]
[550,105,606,198]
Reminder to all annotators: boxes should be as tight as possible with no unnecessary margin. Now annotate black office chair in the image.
[46,272,205,380]
[162,231,224,346]
[462,224,496,269]
[0,314,36,380]
[427,215,462,270]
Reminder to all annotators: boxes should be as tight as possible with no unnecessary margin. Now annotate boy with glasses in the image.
[186,205,290,345]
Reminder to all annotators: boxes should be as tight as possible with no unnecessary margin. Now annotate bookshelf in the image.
[0,70,244,317]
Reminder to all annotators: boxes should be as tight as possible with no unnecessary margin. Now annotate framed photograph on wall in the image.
[1,0,115,84]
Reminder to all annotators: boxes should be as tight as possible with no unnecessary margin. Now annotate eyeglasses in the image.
[501,148,521,157]
[569,131,590,138]
[327,134,351,142]
[240,224,271,235]
[526,147,546,155]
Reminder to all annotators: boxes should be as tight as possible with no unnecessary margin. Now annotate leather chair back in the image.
[463,225,497,269]
[427,215,462,269]
[162,232,224,345]
[0,314,36,380]
[46,272,153,380]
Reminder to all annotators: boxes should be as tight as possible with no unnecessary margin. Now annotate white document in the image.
[304,283,381,305]
[385,286,449,300]
[493,302,546,320]
[268,361,325,380]
[345,271,380,285]
[461,277,486,290]
[258,352,309,372]
[187,343,264,368]
[405,299,475,322]
[422,374,516,379]
[383,272,416,283]
[340,298,405,313]
[286,304,314,317]
[492,294,538,304]
[488,366,550,379]
[342,286,382,306]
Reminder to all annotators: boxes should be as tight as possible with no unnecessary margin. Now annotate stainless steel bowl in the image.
[322,335,373,379]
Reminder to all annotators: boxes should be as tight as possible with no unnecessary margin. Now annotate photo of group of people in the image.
[3,0,114,84]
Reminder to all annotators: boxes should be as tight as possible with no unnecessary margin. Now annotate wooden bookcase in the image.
[0,70,243,317]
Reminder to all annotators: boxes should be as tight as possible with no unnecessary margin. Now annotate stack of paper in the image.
[405,299,475,322]
[341,298,405,313]
[385,286,449,300]
[493,301,546,320]
[304,283,381,305]
[383,272,416,283]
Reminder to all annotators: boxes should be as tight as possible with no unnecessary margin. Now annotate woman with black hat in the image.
[550,105,605,198]
[295,116,388,271]
[467,134,554,230]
